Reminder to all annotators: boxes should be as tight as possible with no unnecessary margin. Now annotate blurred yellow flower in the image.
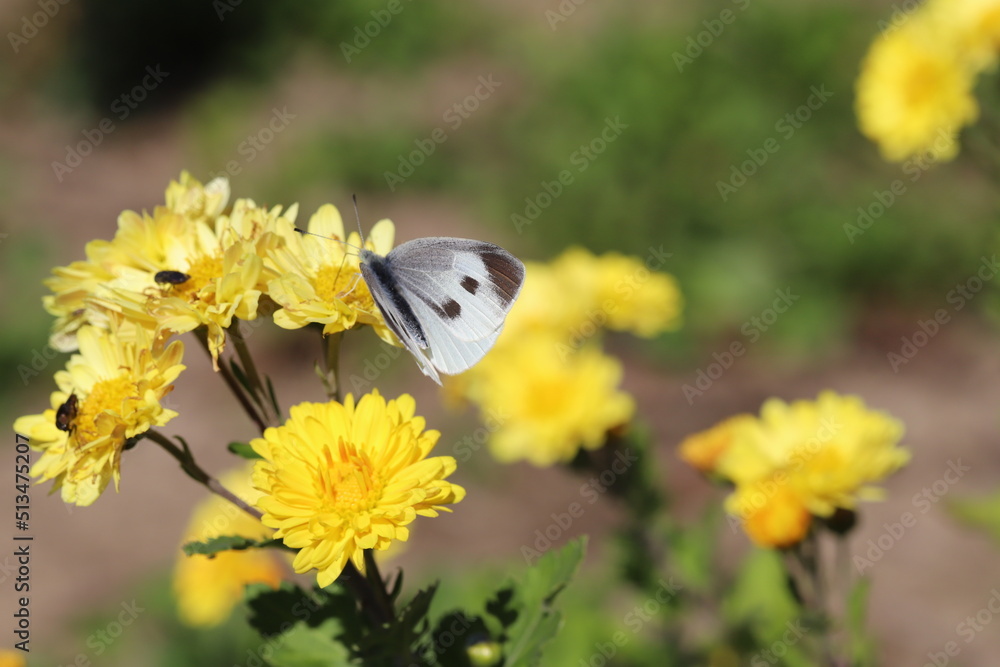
[682,392,908,548]
[13,323,184,506]
[173,465,284,627]
[856,6,984,162]
[450,247,677,466]
[461,333,635,466]
[730,481,813,549]
[251,392,464,587]
[504,247,682,342]
[678,414,754,474]
[0,650,25,667]
[267,204,398,343]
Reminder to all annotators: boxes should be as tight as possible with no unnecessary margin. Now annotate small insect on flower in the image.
[54,393,79,433]
[154,270,192,285]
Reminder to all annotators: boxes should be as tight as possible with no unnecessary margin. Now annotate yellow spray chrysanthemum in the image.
[250,392,465,587]
[164,170,230,224]
[42,172,231,352]
[678,414,754,474]
[856,8,981,162]
[12,323,184,506]
[99,197,292,366]
[461,333,635,466]
[729,481,813,549]
[504,247,682,342]
[173,465,284,627]
[266,205,397,343]
[449,247,678,466]
[689,391,909,548]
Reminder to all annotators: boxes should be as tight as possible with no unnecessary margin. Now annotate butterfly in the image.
[358,238,525,385]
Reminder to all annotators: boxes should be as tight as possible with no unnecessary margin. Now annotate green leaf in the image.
[181,535,282,558]
[265,617,359,667]
[948,490,1000,544]
[266,374,282,418]
[497,537,587,667]
[723,549,812,667]
[228,441,263,459]
[246,582,359,638]
[357,584,439,665]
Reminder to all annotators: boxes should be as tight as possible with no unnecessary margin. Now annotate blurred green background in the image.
[3,0,1000,665]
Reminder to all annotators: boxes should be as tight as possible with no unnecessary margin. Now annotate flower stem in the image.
[144,429,263,521]
[229,323,279,427]
[194,328,267,433]
[321,330,344,402]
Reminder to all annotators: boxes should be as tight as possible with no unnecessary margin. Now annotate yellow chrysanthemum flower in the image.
[250,392,465,587]
[42,172,231,352]
[503,247,682,342]
[100,197,292,365]
[13,323,184,506]
[173,465,284,627]
[856,12,980,162]
[164,170,230,224]
[729,481,813,549]
[692,392,908,548]
[0,650,25,667]
[266,205,397,343]
[461,333,635,466]
[678,414,754,474]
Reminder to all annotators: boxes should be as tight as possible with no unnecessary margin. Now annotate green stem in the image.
[322,330,344,402]
[194,327,267,433]
[229,323,278,426]
[145,429,263,521]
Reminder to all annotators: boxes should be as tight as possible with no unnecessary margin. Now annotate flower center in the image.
[318,441,382,513]
[75,374,141,444]
[177,254,224,301]
[315,263,373,310]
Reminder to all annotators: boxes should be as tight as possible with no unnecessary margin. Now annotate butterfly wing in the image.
[359,238,525,384]
[385,238,525,343]
[359,255,441,384]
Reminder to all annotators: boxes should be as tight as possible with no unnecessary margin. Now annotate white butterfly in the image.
[358,237,525,385]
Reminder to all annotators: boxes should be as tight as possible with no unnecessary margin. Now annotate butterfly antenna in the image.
[352,193,366,245]
[293,227,362,257]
